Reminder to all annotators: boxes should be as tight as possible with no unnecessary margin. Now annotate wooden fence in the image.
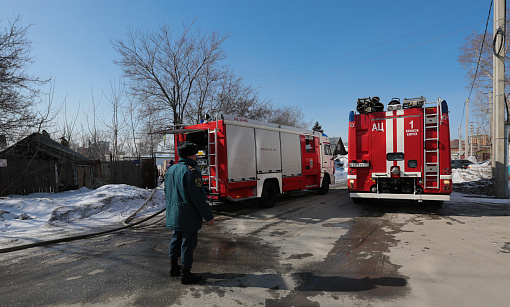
[0,158,156,196]
[0,159,61,195]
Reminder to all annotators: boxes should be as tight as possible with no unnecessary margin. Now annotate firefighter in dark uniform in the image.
[164,141,215,284]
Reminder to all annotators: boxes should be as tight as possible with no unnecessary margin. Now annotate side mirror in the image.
[333,137,347,155]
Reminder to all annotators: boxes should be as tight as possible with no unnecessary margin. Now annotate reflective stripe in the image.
[396,116,405,170]
[386,116,393,173]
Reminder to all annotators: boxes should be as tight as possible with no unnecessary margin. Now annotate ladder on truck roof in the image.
[423,99,441,189]
[208,118,220,195]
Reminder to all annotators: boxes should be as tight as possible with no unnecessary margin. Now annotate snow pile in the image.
[452,161,492,183]
[0,184,165,247]
[452,161,498,195]
[334,154,348,184]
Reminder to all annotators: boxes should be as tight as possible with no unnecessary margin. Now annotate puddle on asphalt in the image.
[207,239,237,258]
[322,222,350,229]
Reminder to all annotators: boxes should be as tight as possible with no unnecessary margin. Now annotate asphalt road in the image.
[1,185,509,306]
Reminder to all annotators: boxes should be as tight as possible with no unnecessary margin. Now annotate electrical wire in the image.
[460,0,493,127]
[257,22,485,89]
[247,6,487,80]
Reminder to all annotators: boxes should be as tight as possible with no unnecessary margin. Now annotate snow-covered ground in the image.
[0,159,507,249]
[0,184,166,248]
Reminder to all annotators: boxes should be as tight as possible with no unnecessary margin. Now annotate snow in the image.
[0,159,508,250]
[0,184,165,248]
[452,161,491,183]
[334,154,348,183]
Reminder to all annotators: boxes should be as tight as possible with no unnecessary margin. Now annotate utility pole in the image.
[465,98,469,159]
[470,122,474,158]
[493,0,508,198]
[459,125,463,159]
[490,91,495,173]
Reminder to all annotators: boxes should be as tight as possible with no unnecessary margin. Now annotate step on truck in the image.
[157,114,335,208]
[345,96,452,205]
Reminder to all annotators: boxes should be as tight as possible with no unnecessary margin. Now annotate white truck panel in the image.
[255,128,282,174]
[226,125,257,181]
[280,132,302,177]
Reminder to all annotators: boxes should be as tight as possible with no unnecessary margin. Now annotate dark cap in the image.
[177,141,198,157]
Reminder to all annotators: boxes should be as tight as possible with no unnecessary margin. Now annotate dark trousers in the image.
[169,230,198,269]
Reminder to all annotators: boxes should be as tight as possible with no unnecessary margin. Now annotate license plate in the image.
[349,162,369,167]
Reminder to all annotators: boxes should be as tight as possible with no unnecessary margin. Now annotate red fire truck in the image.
[346,96,451,205]
[159,114,335,208]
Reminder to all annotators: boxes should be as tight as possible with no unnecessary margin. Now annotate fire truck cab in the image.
[160,114,335,208]
[346,96,452,204]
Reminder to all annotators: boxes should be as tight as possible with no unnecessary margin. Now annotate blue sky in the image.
[1,0,492,140]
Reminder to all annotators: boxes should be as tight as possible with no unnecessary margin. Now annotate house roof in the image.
[0,133,89,161]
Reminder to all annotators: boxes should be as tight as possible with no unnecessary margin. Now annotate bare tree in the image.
[209,74,273,121]
[137,108,163,156]
[0,16,49,142]
[77,88,111,160]
[112,23,229,129]
[268,105,309,128]
[124,96,141,156]
[102,79,127,160]
[458,5,510,129]
[184,63,225,124]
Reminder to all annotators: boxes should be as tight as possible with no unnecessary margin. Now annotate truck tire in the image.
[317,177,330,195]
[258,181,278,208]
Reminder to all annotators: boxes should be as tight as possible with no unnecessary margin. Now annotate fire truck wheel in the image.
[258,181,278,208]
[317,177,330,195]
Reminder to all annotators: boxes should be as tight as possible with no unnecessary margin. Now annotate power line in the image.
[460,0,493,128]
[248,6,487,80]
[257,22,485,89]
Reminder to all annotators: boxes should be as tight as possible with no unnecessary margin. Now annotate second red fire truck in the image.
[345,96,452,205]
[159,114,335,208]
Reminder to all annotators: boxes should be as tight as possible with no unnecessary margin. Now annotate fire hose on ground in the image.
[0,188,166,254]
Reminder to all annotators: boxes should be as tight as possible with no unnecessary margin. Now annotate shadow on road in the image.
[355,198,510,218]
[200,272,407,292]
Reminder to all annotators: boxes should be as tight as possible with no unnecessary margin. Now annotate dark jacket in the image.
[164,157,213,232]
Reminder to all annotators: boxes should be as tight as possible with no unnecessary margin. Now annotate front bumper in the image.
[350,192,450,201]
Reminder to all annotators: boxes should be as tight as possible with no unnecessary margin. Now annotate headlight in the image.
[348,179,355,189]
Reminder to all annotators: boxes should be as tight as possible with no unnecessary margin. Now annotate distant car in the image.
[452,159,474,169]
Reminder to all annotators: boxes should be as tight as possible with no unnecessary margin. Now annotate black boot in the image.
[169,259,181,277]
[181,268,203,284]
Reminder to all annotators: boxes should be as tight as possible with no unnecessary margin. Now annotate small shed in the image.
[0,133,93,195]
